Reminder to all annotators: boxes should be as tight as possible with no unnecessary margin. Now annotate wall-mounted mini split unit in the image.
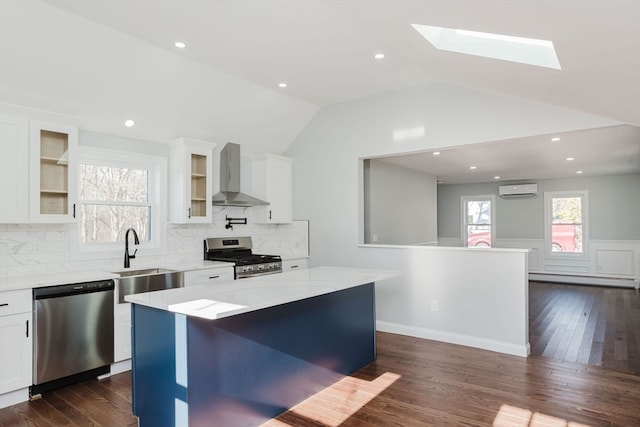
[499,183,538,198]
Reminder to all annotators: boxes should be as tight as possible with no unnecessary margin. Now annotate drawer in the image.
[184,268,234,287]
[0,289,32,316]
[282,258,309,271]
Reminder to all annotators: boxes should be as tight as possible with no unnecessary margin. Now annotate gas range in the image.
[204,237,282,279]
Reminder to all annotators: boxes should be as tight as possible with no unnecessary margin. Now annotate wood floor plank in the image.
[529,281,640,374]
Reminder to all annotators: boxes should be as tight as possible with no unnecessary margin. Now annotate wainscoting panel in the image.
[590,240,639,278]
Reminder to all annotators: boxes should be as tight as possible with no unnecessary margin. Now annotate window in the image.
[80,165,150,243]
[74,147,166,256]
[461,195,495,248]
[544,191,588,256]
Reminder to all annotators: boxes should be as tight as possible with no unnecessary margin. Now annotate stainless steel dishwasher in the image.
[31,279,114,396]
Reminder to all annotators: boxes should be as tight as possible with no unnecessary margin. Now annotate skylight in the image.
[411,24,561,70]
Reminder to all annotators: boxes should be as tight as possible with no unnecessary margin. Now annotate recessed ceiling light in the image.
[124,119,135,127]
[433,151,440,156]
[469,166,477,170]
[576,170,583,174]
[174,41,186,49]
[278,82,287,88]
[374,53,385,60]
[551,137,561,142]
[410,24,561,70]
[566,157,574,161]
[494,176,501,180]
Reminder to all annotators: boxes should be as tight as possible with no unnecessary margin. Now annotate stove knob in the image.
[258,265,264,270]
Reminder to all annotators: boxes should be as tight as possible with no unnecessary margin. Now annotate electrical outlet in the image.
[430,300,438,312]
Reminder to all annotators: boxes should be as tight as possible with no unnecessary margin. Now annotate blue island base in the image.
[131,283,376,427]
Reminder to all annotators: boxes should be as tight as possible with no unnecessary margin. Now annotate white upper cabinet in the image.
[252,154,293,224]
[168,137,216,223]
[29,120,78,223]
[0,114,29,223]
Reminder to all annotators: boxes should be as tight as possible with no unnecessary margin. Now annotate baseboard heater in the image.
[529,272,639,289]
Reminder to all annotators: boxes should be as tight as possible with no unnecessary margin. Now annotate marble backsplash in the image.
[0,207,309,279]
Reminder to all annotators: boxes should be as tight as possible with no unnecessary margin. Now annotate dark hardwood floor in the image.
[529,281,640,374]
[2,281,640,426]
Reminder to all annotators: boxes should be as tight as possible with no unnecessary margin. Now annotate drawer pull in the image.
[290,265,299,269]
[0,303,8,307]
[209,275,220,279]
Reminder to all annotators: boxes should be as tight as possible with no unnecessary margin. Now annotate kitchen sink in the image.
[112,268,184,303]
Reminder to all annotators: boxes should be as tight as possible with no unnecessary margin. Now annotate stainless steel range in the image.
[204,236,282,279]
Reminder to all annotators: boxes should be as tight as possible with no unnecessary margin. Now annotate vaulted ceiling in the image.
[1,1,639,165]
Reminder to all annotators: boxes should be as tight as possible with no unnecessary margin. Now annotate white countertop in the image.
[1,270,120,292]
[0,260,235,292]
[125,266,399,320]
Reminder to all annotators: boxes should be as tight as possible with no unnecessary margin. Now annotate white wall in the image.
[364,159,437,245]
[285,82,621,354]
[372,245,529,356]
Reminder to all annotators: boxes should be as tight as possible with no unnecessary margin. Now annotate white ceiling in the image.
[43,0,640,125]
[377,125,640,184]
[1,0,639,174]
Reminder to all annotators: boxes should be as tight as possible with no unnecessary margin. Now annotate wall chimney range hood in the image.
[212,143,269,207]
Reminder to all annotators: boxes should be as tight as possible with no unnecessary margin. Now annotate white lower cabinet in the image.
[184,267,234,287]
[0,290,32,395]
[282,258,309,271]
[114,303,132,362]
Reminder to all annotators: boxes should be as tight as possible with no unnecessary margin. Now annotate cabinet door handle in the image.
[188,207,191,219]
[26,320,29,338]
[209,275,220,279]
[0,303,8,307]
[72,203,76,218]
[269,210,272,220]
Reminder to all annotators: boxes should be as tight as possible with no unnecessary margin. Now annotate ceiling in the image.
[43,0,640,125]
[1,0,639,173]
[376,125,640,184]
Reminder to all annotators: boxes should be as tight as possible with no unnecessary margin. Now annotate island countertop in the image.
[125,266,398,320]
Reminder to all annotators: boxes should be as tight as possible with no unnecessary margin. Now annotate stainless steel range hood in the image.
[212,143,269,207]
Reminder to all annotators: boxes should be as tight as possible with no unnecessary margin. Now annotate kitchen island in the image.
[125,266,397,427]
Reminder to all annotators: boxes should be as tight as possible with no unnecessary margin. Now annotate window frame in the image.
[70,146,167,260]
[460,194,496,248]
[543,190,589,260]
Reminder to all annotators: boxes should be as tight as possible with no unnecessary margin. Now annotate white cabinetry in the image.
[114,302,131,362]
[252,154,293,224]
[184,267,234,287]
[282,258,309,271]
[29,120,78,223]
[0,114,29,223]
[169,138,216,223]
[0,289,32,395]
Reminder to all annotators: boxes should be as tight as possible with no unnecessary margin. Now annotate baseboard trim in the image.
[376,321,530,358]
[110,359,132,375]
[0,388,29,409]
[529,273,639,289]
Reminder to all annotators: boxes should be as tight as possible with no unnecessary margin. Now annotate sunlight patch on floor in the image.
[263,371,401,426]
[493,404,591,427]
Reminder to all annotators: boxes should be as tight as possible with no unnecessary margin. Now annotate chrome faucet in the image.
[124,227,140,268]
